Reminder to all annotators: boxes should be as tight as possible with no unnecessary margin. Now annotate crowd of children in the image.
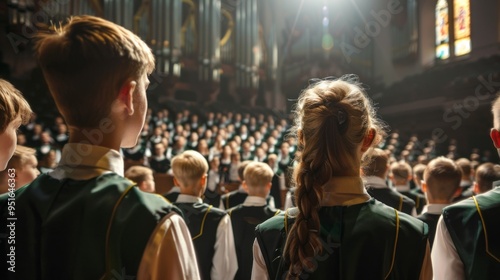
[1,15,500,280]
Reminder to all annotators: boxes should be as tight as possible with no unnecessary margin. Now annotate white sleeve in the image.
[279,174,286,190]
[431,216,465,280]
[211,214,238,280]
[411,207,417,217]
[284,192,293,210]
[268,196,276,209]
[137,212,200,280]
[251,239,269,280]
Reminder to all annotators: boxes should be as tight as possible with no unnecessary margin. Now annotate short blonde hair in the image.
[35,16,154,128]
[6,145,36,170]
[171,150,208,187]
[244,162,273,188]
[0,79,32,132]
[424,157,461,200]
[125,165,153,185]
[390,161,412,181]
[237,160,253,181]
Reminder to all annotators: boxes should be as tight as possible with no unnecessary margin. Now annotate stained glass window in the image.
[436,0,450,59]
[454,0,471,56]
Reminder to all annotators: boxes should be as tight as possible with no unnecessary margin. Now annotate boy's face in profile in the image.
[16,155,40,188]
[122,73,150,148]
[0,117,21,171]
[139,173,156,193]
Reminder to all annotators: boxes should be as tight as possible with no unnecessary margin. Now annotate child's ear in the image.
[491,128,500,149]
[173,177,180,187]
[200,174,207,187]
[473,182,479,194]
[361,128,376,152]
[138,181,147,192]
[421,181,427,193]
[119,80,137,116]
[266,182,272,192]
[242,181,249,192]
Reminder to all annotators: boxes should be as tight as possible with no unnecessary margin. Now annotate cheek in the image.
[0,130,17,168]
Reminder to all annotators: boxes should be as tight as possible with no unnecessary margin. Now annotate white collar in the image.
[167,186,181,194]
[362,176,388,189]
[50,143,124,180]
[393,184,411,192]
[421,204,449,215]
[176,194,203,204]
[243,196,267,207]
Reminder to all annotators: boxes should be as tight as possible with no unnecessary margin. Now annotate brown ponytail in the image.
[283,76,385,278]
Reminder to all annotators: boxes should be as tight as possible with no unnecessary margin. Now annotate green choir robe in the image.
[442,184,500,279]
[0,173,181,280]
[228,204,280,280]
[174,202,226,280]
[255,199,428,279]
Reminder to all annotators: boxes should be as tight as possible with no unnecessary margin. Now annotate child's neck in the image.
[68,126,121,151]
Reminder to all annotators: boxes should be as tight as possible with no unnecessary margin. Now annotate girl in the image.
[252,77,432,279]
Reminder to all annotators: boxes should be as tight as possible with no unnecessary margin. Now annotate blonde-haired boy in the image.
[171,150,237,280]
[0,79,32,170]
[227,162,280,280]
[0,16,198,280]
[125,165,155,193]
[0,145,40,194]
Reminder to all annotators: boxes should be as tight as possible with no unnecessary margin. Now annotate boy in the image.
[0,79,32,170]
[227,162,280,280]
[411,163,427,195]
[390,161,427,214]
[221,160,276,210]
[0,145,40,194]
[171,150,237,280]
[125,165,156,193]
[473,162,500,194]
[362,149,416,216]
[453,158,474,201]
[432,96,500,278]
[0,16,198,280]
[417,157,461,247]
[204,157,222,207]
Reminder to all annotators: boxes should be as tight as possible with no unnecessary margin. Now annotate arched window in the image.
[435,0,471,60]
[436,0,450,59]
[453,0,471,56]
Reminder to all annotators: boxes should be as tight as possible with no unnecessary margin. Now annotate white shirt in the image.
[421,204,448,215]
[176,194,238,280]
[432,216,465,280]
[229,162,240,181]
[284,190,294,210]
[51,143,200,280]
[207,169,220,192]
